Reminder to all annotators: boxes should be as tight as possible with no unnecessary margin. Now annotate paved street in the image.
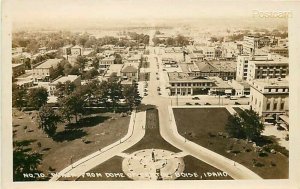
[142,47,262,179]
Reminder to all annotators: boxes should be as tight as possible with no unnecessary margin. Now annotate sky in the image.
[9,0,290,29]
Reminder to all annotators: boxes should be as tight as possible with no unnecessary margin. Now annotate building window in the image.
[266,103,271,110]
[274,103,277,110]
[280,103,284,110]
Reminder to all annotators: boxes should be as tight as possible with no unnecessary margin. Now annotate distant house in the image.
[99,56,116,69]
[12,63,25,78]
[121,63,139,82]
[71,45,83,56]
[62,45,73,55]
[32,59,62,83]
[49,75,81,96]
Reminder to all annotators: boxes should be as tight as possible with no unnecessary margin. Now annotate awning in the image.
[279,115,289,124]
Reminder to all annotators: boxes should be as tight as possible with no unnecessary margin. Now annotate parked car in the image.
[144,93,148,96]
[186,102,192,105]
[234,102,240,105]
[204,102,211,105]
[144,88,148,92]
[162,69,166,71]
[240,95,247,98]
[192,97,200,100]
[225,95,230,98]
[156,77,159,80]
[158,92,162,95]
[195,103,201,105]
[157,87,160,91]
[230,97,238,100]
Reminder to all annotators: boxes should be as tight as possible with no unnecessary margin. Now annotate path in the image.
[50,110,146,181]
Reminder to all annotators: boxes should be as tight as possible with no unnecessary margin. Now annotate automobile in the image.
[156,77,159,80]
[156,72,158,75]
[192,97,200,100]
[186,102,192,105]
[204,102,211,105]
[225,95,230,98]
[195,102,201,105]
[144,89,148,92]
[234,102,240,105]
[144,93,148,96]
[158,92,162,95]
[162,69,166,71]
[230,97,238,100]
[239,95,247,98]
[157,87,160,91]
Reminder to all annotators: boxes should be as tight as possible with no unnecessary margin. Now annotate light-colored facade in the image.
[168,72,215,96]
[99,56,116,69]
[249,78,289,119]
[71,45,83,56]
[247,55,288,81]
[32,59,62,83]
[243,35,260,55]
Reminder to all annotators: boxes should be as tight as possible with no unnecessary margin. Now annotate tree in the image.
[92,57,99,70]
[12,84,27,110]
[225,114,245,139]
[122,81,142,110]
[13,140,43,181]
[82,68,99,80]
[38,105,61,137]
[226,109,264,141]
[240,109,264,141]
[75,56,88,72]
[59,90,85,123]
[54,81,77,99]
[27,87,48,109]
[106,79,122,112]
[114,54,122,64]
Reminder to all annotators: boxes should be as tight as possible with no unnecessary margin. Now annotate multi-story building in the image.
[236,54,285,81]
[247,54,288,81]
[121,63,139,82]
[71,45,83,56]
[32,59,62,83]
[62,45,73,55]
[99,56,116,69]
[180,60,236,80]
[249,78,289,120]
[168,72,215,96]
[243,35,260,55]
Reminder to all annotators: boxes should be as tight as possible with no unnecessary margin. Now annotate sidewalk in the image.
[158,105,262,180]
[50,110,146,181]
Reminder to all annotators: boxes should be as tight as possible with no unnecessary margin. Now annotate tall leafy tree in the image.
[59,90,85,123]
[226,109,264,141]
[122,81,142,110]
[54,81,77,99]
[27,87,48,109]
[75,56,88,72]
[12,84,27,110]
[13,140,43,181]
[38,105,61,137]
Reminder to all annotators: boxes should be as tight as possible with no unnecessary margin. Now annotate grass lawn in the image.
[76,156,129,181]
[233,107,243,115]
[75,107,231,181]
[13,108,130,180]
[173,108,289,179]
[178,156,233,180]
[124,108,180,153]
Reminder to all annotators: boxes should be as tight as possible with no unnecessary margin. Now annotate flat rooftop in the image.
[168,72,213,82]
[52,75,79,85]
[35,59,62,69]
